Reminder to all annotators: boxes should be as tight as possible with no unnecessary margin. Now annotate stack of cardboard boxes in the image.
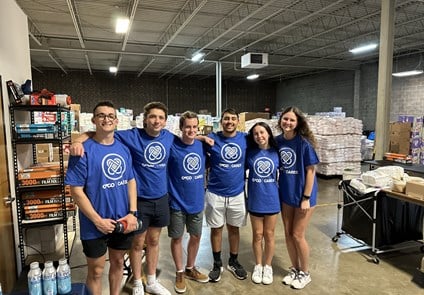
[237,112,270,131]
[388,122,411,155]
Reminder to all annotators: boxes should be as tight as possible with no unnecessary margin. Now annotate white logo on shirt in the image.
[254,157,274,178]
[279,147,296,169]
[145,142,166,165]
[221,143,242,164]
[102,153,126,181]
[183,153,201,175]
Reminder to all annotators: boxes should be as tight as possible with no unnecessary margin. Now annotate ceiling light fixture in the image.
[115,18,130,33]
[392,70,423,77]
[191,52,205,62]
[349,43,378,54]
[109,66,118,73]
[247,74,259,80]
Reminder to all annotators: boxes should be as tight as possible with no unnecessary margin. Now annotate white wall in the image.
[0,0,32,274]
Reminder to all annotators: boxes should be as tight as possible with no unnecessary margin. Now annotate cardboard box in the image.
[25,225,63,255]
[389,122,412,134]
[405,179,424,199]
[238,112,270,131]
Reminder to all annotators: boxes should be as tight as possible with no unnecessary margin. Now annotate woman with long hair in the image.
[276,107,319,290]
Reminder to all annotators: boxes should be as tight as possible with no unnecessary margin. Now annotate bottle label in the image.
[28,273,42,295]
[57,274,72,294]
[43,277,57,295]
[28,280,42,295]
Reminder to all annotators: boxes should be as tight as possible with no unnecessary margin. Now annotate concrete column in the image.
[375,0,395,160]
[353,70,360,119]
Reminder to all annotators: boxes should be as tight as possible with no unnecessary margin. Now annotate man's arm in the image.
[70,186,116,234]
[196,134,214,146]
[117,178,138,233]
[69,131,95,156]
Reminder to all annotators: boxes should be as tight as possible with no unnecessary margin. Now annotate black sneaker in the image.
[227,259,247,280]
[209,261,223,282]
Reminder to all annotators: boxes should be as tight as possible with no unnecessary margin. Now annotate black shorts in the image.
[81,232,134,258]
[136,194,170,233]
[249,211,279,218]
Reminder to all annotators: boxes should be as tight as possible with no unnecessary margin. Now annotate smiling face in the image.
[220,112,239,136]
[280,110,298,136]
[181,117,199,143]
[144,107,167,136]
[252,125,270,149]
[92,105,118,133]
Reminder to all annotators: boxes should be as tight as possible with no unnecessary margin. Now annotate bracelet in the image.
[302,195,311,200]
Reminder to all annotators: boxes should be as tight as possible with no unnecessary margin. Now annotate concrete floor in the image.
[68,177,424,295]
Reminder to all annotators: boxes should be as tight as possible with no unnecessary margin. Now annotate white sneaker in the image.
[145,280,171,295]
[282,267,297,285]
[291,271,311,289]
[251,264,263,284]
[133,284,144,295]
[262,265,273,285]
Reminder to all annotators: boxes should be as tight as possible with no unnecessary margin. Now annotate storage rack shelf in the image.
[10,104,73,268]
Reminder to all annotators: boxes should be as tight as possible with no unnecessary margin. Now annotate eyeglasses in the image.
[95,113,116,120]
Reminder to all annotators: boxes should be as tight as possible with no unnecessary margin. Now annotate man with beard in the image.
[204,108,248,282]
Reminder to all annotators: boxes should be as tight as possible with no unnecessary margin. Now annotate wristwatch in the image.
[129,210,138,217]
[302,195,311,200]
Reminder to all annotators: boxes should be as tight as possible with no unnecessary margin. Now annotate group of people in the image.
[65,101,319,295]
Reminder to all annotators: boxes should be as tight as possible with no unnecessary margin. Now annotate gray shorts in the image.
[204,190,247,228]
[168,209,203,239]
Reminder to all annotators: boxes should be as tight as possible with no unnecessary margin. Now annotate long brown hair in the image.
[278,106,317,148]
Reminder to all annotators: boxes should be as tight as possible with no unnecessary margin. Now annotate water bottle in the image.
[0,282,3,295]
[28,261,42,295]
[56,258,71,294]
[42,261,57,295]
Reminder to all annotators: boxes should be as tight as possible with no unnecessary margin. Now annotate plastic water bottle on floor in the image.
[42,261,57,295]
[56,258,71,294]
[28,261,42,295]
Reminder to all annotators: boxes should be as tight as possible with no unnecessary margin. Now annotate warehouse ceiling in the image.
[15,0,424,81]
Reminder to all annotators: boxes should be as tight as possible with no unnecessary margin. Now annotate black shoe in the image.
[209,261,223,282]
[227,259,247,280]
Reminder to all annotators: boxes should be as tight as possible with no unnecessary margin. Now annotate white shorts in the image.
[205,190,247,228]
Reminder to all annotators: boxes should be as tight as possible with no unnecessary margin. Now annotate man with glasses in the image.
[71,102,174,295]
[65,101,138,295]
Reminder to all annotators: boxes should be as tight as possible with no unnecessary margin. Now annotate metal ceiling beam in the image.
[158,0,208,54]
[66,0,85,49]
[159,60,187,79]
[84,54,93,75]
[192,0,279,52]
[218,0,345,61]
[137,57,156,77]
[121,0,140,51]
[28,18,43,46]
[48,52,68,74]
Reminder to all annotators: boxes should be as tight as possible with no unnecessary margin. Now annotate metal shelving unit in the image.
[9,104,72,268]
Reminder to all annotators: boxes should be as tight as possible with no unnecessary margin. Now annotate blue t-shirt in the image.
[246,148,280,213]
[168,137,207,214]
[276,134,319,207]
[206,131,247,196]
[65,139,135,240]
[115,128,174,199]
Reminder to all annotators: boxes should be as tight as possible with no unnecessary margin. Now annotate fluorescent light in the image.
[109,66,118,73]
[247,74,259,80]
[116,18,130,33]
[191,52,205,62]
[392,70,423,77]
[349,43,378,54]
